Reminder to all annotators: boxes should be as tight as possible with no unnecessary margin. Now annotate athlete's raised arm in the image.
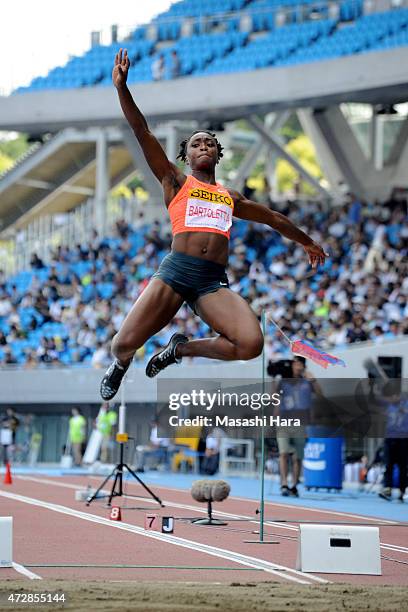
[231,190,328,269]
[113,49,184,187]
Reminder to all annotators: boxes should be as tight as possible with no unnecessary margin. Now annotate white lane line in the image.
[383,543,408,552]
[16,475,408,558]
[90,477,408,555]
[230,493,398,525]
[381,544,408,555]
[17,475,300,532]
[131,480,398,525]
[12,562,42,580]
[96,477,406,544]
[115,492,408,557]
[0,489,320,585]
[16,475,84,488]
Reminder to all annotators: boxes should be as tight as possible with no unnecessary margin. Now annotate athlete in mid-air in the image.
[100,49,328,401]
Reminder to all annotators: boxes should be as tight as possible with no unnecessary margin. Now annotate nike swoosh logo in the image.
[220,282,228,286]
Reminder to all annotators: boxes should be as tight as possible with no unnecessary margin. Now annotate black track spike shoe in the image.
[145,333,188,378]
[100,358,130,401]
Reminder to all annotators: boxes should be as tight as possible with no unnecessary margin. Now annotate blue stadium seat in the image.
[11,4,408,92]
[97,283,115,300]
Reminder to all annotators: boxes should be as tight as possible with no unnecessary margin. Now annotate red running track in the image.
[0,475,407,584]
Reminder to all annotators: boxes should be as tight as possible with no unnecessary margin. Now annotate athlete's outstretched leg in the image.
[176,288,263,361]
[100,279,184,399]
[146,288,263,378]
[111,279,184,364]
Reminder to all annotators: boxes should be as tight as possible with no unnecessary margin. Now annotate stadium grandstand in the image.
[0,0,407,442]
[10,2,408,90]
[0,198,406,369]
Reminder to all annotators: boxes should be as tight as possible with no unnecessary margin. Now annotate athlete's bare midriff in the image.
[172,231,229,266]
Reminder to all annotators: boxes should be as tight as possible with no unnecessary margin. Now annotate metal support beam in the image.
[247,115,331,199]
[370,109,383,170]
[61,185,95,196]
[389,114,408,187]
[370,107,378,165]
[263,112,289,199]
[121,126,163,207]
[300,106,408,201]
[231,139,263,191]
[166,123,179,164]
[298,108,346,202]
[264,111,289,133]
[309,106,400,201]
[310,107,372,200]
[265,151,277,199]
[231,112,288,191]
[15,178,95,197]
[386,114,408,166]
[95,128,109,237]
[16,178,54,190]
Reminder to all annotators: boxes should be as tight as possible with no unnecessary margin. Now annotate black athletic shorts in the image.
[152,251,229,313]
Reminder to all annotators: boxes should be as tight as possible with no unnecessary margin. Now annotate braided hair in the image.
[177,130,224,164]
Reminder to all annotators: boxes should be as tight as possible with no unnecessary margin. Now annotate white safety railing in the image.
[3,194,162,276]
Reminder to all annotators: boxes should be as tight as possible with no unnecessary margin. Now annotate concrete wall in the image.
[0,360,262,404]
[306,337,408,379]
[0,338,406,405]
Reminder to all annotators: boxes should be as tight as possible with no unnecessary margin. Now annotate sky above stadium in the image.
[0,0,172,95]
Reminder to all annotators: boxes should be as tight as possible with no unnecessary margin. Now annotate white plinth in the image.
[0,517,13,568]
[296,524,381,575]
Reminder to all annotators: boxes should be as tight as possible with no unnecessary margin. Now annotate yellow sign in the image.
[116,433,128,443]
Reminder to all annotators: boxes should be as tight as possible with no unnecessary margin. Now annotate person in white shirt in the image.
[91,342,110,369]
[77,324,96,349]
[0,297,12,317]
[202,427,226,475]
[135,419,171,471]
[152,54,164,81]
[169,50,180,79]
[364,221,387,272]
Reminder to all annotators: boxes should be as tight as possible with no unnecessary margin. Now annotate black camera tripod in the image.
[86,438,164,507]
[86,378,163,508]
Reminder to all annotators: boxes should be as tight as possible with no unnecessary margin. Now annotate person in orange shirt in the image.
[100,49,328,401]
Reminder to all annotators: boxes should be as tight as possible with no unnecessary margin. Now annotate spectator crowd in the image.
[0,193,406,369]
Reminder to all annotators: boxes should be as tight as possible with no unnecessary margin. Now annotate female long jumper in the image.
[100,49,328,401]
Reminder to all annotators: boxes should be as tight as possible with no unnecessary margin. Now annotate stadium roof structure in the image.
[0,43,408,234]
[0,128,143,232]
[0,120,204,234]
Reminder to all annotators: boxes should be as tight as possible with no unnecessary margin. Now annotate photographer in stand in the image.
[364,358,408,502]
[268,357,322,497]
[378,382,408,502]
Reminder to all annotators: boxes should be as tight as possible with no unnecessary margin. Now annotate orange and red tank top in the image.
[168,174,234,239]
